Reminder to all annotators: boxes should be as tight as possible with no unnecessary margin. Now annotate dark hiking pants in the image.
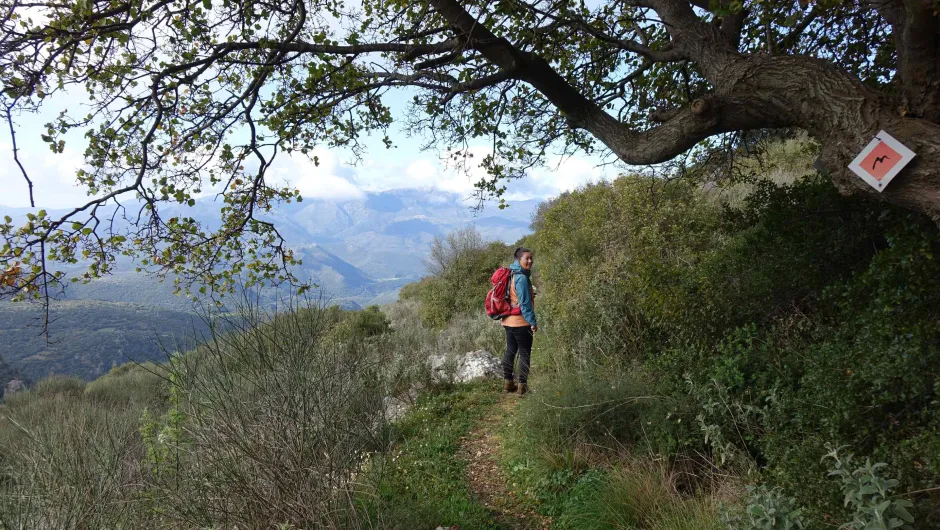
[503,325,533,385]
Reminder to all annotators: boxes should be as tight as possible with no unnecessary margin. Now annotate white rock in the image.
[456,350,502,381]
[430,350,502,383]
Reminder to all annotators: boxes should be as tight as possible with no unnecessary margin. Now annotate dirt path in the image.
[458,393,552,530]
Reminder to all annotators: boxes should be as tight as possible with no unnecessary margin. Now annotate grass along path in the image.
[459,392,552,530]
[377,379,724,530]
[364,382,503,529]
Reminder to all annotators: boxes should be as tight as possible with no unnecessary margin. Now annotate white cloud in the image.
[1,123,619,213]
[504,154,613,201]
[343,143,615,203]
[0,141,89,210]
[276,148,365,201]
[350,154,479,198]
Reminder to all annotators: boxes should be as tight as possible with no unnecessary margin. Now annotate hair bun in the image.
[513,246,532,260]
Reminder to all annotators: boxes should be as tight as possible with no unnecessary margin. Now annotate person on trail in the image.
[502,247,537,396]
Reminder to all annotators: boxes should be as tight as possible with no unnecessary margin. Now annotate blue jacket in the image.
[510,261,537,327]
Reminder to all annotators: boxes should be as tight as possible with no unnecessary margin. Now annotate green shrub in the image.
[84,362,168,408]
[523,168,940,525]
[824,445,915,530]
[397,280,424,301]
[406,228,512,328]
[330,305,392,341]
[724,448,920,530]
[720,485,805,530]
[511,369,692,455]
[29,375,86,400]
[527,176,723,370]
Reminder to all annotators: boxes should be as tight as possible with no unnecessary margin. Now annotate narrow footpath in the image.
[457,393,552,530]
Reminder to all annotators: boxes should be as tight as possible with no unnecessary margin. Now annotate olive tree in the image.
[0,0,937,317]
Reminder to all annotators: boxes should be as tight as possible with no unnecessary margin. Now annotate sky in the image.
[0,83,620,211]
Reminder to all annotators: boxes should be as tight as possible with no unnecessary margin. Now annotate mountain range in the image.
[5,188,538,306]
[0,189,539,384]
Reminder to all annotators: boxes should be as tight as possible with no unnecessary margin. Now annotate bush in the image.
[84,362,168,408]
[511,369,692,456]
[523,168,940,526]
[329,305,392,341]
[0,380,151,527]
[142,298,393,529]
[396,280,424,301]
[824,445,915,530]
[436,312,505,357]
[0,295,442,529]
[720,485,805,530]
[527,176,723,370]
[406,227,512,328]
[554,462,722,530]
[29,375,86,400]
[502,382,723,530]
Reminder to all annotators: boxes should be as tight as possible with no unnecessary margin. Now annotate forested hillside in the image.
[0,356,20,400]
[0,301,208,381]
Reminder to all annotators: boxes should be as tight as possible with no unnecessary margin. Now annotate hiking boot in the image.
[503,379,518,393]
[517,383,528,396]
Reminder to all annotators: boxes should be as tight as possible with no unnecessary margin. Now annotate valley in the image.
[0,189,536,385]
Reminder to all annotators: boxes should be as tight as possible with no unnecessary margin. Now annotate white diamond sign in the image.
[847,131,916,192]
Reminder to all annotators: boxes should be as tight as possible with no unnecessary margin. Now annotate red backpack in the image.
[485,267,516,320]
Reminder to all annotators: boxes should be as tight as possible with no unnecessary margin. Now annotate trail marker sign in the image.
[848,131,916,192]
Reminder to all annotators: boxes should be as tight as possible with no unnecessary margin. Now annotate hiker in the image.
[502,247,537,395]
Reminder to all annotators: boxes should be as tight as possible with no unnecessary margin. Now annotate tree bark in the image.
[870,0,940,123]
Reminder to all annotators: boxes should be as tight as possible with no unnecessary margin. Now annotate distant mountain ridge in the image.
[4,189,538,308]
[0,189,539,383]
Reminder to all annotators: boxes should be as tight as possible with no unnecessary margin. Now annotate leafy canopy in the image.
[0,0,896,309]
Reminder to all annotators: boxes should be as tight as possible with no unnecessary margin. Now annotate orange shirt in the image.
[502,274,535,327]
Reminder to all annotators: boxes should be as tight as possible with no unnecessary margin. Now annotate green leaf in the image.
[893,501,914,523]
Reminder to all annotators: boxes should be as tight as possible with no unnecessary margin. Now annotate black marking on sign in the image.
[873,154,890,169]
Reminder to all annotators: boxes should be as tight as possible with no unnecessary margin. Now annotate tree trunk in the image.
[569,48,940,221]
